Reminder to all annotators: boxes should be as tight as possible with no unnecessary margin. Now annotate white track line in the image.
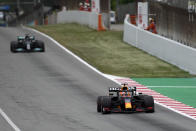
[0,108,21,131]
[24,26,196,121]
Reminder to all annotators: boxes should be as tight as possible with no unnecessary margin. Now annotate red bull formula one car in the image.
[97,83,155,114]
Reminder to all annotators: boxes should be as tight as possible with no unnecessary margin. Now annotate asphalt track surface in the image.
[0,27,196,131]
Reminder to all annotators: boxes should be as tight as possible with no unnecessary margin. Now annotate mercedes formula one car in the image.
[97,83,155,114]
[10,34,45,52]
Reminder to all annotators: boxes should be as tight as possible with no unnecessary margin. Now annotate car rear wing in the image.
[17,36,35,40]
[17,36,25,40]
[109,87,136,92]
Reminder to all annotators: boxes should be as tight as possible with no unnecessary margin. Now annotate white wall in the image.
[123,15,196,74]
[123,20,137,47]
[48,13,57,25]
[57,10,98,29]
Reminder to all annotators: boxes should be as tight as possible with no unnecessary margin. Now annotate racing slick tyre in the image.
[101,96,111,114]
[143,96,155,113]
[97,96,103,112]
[37,40,45,52]
[10,41,18,53]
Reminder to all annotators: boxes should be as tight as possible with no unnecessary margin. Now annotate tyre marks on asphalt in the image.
[104,75,196,121]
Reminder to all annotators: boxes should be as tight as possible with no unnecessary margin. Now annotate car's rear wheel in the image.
[143,96,155,113]
[101,96,111,114]
[97,96,102,112]
[36,40,45,52]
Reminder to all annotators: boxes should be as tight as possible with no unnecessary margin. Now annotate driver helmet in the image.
[25,34,30,40]
[121,83,128,91]
[120,83,131,96]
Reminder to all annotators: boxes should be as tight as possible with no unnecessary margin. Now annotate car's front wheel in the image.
[10,41,18,53]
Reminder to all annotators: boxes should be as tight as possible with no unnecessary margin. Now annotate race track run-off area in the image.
[105,75,196,121]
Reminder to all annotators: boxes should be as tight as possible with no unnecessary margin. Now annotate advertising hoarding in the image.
[91,0,100,13]
[138,2,148,29]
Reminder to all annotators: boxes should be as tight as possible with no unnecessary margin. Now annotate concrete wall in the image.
[48,13,57,25]
[57,10,98,29]
[123,15,196,74]
[102,13,110,29]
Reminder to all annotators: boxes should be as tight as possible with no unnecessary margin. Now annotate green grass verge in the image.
[149,87,196,108]
[132,78,196,108]
[33,23,194,78]
[132,78,196,86]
